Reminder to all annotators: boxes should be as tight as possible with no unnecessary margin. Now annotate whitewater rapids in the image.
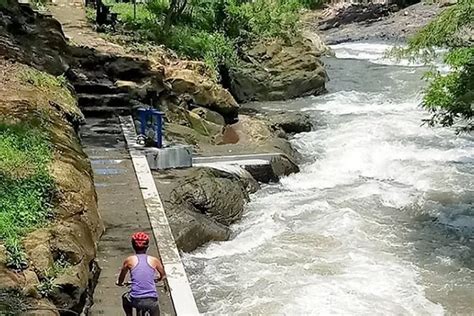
[183,43,474,315]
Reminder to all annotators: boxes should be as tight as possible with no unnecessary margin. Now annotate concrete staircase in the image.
[67,48,152,117]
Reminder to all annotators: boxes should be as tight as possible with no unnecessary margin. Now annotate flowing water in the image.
[183,43,474,315]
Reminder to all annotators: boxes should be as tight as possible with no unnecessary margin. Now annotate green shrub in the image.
[157,26,236,70]
[4,237,28,270]
[227,0,302,40]
[37,258,71,298]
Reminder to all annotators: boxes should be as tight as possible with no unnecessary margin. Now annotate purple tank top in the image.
[130,254,158,298]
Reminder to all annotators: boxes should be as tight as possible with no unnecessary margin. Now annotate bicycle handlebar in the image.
[118,279,161,287]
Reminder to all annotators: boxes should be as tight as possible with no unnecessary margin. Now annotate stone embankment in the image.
[0,0,103,313]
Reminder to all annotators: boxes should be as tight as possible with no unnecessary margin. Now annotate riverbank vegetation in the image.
[393,0,473,133]
[0,122,54,269]
[101,0,325,70]
[0,68,74,269]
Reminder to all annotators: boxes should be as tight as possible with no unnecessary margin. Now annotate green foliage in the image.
[4,237,28,270]
[109,2,155,28]
[392,0,473,133]
[157,26,237,70]
[0,123,54,267]
[422,49,473,132]
[18,68,76,107]
[232,0,302,40]
[37,258,71,298]
[85,7,96,22]
[0,288,29,315]
[107,0,306,70]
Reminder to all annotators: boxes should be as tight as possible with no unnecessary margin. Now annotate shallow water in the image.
[183,43,474,315]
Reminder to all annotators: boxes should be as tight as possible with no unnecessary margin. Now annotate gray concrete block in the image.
[146,145,193,170]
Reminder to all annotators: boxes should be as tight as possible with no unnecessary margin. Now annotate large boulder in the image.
[229,37,328,102]
[157,168,249,252]
[196,115,300,179]
[219,115,298,159]
[164,62,239,122]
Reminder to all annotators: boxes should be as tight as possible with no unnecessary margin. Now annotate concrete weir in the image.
[120,116,200,315]
[194,153,288,183]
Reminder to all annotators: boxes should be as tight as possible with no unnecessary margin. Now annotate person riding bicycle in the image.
[116,232,166,316]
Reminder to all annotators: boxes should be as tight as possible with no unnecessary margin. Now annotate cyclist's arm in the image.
[153,257,166,281]
[116,258,131,286]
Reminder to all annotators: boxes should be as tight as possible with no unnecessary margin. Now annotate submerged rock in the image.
[228,37,328,102]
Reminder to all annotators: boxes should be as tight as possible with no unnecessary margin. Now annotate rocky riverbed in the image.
[311,2,444,44]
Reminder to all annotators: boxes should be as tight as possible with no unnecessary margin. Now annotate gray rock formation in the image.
[229,37,328,102]
[267,112,313,134]
[161,168,249,252]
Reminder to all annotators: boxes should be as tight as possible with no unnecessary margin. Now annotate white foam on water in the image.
[183,45,474,315]
[330,42,449,71]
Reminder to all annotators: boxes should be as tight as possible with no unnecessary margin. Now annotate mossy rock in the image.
[185,111,223,137]
[165,123,213,146]
[191,107,226,126]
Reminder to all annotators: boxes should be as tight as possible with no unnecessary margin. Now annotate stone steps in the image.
[81,106,133,118]
[78,92,131,106]
[74,80,124,95]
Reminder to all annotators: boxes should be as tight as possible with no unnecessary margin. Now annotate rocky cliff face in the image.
[0,0,69,75]
[0,60,103,314]
[228,37,328,103]
[0,3,102,314]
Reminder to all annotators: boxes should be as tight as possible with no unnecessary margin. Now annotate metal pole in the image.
[154,111,163,149]
[138,109,146,136]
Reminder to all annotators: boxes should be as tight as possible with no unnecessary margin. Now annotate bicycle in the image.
[121,280,160,316]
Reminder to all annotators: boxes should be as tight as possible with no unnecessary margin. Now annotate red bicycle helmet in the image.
[131,232,150,249]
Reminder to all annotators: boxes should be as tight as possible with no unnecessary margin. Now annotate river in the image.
[183,42,474,315]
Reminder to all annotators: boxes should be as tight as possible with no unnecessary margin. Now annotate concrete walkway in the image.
[81,118,174,315]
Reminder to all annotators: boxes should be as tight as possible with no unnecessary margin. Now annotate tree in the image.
[164,0,188,29]
[393,0,473,133]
